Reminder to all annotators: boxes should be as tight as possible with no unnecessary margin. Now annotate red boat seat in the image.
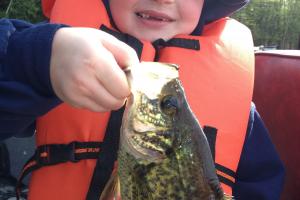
[253,50,300,200]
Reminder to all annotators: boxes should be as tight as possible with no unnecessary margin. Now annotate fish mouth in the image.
[131,132,167,160]
[126,118,173,162]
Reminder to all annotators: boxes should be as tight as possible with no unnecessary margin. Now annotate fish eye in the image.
[160,95,178,116]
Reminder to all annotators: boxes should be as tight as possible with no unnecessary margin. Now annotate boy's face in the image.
[109,0,204,42]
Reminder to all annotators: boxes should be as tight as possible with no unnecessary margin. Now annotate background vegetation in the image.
[233,0,300,49]
[0,0,44,23]
[0,0,299,49]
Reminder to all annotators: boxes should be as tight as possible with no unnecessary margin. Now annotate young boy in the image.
[0,0,284,199]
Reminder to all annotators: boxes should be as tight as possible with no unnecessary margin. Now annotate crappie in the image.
[102,62,227,200]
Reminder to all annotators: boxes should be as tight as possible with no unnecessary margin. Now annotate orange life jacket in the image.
[26,0,254,199]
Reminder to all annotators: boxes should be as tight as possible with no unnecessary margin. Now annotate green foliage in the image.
[0,0,44,23]
[0,0,10,18]
[233,0,300,49]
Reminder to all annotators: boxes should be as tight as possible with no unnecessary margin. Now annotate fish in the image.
[100,62,229,200]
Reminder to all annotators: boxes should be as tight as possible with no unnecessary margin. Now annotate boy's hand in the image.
[50,27,139,112]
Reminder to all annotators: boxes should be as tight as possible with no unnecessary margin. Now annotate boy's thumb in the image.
[101,32,139,68]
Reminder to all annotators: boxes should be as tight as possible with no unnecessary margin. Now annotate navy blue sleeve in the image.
[0,19,66,140]
[233,103,285,200]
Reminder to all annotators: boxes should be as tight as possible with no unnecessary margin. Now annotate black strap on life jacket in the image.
[203,126,217,161]
[85,107,124,200]
[15,141,102,200]
[215,163,236,188]
[152,38,200,51]
[152,37,200,61]
[203,125,237,189]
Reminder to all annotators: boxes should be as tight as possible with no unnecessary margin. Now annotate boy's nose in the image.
[153,0,174,4]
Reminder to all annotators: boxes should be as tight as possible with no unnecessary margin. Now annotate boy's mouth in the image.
[136,11,174,22]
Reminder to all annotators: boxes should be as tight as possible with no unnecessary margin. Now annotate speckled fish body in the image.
[118,62,226,200]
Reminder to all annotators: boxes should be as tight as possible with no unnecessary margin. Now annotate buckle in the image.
[35,145,49,166]
[36,142,80,166]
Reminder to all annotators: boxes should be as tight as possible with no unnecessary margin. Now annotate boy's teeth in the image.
[137,12,170,21]
[140,13,150,19]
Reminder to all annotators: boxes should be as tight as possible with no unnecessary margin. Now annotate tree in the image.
[0,0,44,23]
[233,0,300,49]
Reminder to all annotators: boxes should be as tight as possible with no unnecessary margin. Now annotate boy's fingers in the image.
[72,97,108,112]
[75,96,124,112]
[62,77,126,112]
[92,45,131,99]
[84,77,127,110]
